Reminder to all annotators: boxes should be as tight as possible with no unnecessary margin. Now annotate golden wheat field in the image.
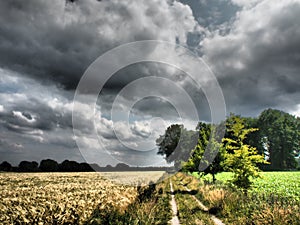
[0,171,164,224]
[100,171,165,185]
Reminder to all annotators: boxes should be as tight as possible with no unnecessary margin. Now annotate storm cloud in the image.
[0,0,299,166]
[200,0,300,116]
[0,0,200,89]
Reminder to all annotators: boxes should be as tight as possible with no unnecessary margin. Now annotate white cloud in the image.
[12,143,23,149]
[12,111,36,123]
[201,0,300,115]
[289,104,300,118]
[231,0,261,8]
[131,121,151,138]
[203,0,300,75]
[47,98,73,113]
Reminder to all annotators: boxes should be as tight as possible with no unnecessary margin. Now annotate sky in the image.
[0,0,300,166]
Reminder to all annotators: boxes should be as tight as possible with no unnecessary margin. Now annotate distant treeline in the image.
[0,159,171,172]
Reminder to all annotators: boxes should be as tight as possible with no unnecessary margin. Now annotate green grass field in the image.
[189,171,300,224]
[192,171,300,200]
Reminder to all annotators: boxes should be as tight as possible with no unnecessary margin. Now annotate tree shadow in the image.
[83,183,159,225]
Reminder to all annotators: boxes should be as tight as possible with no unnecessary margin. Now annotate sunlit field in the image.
[100,171,165,186]
[1,171,299,224]
[197,171,300,200]
[0,172,165,224]
[186,171,300,224]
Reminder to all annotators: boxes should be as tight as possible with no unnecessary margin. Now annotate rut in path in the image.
[169,181,180,225]
[185,186,225,225]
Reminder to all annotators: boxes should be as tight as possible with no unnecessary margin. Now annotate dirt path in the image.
[169,181,180,225]
[169,175,225,225]
[185,187,225,225]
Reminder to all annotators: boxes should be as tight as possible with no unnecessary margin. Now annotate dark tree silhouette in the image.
[59,160,80,172]
[157,124,197,169]
[79,162,94,172]
[115,163,130,171]
[18,161,39,172]
[0,161,12,171]
[39,159,59,172]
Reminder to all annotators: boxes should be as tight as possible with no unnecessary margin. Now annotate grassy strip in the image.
[192,171,300,200]
[195,183,300,224]
[171,174,214,225]
[85,180,172,225]
[190,173,300,225]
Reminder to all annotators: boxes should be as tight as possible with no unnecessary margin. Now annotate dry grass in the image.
[205,189,226,208]
[252,204,300,225]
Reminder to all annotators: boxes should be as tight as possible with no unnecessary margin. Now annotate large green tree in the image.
[183,122,225,182]
[222,115,269,191]
[257,109,300,170]
[156,124,197,169]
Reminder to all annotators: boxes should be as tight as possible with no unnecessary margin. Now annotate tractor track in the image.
[185,186,225,225]
[169,178,225,225]
[169,181,180,225]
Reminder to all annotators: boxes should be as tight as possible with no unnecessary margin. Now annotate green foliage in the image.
[183,122,225,182]
[157,124,183,160]
[222,115,269,191]
[195,171,300,201]
[156,124,197,169]
[251,171,300,201]
[158,108,300,175]
[171,174,216,225]
[182,123,210,172]
[191,171,300,225]
[257,109,300,170]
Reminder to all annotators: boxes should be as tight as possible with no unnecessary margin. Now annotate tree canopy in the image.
[257,109,300,170]
[157,109,299,188]
[182,122,224,182]
[222,115,269,191]
[156,124,197,169]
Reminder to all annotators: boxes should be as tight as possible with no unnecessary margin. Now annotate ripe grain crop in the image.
[0,172,139,224]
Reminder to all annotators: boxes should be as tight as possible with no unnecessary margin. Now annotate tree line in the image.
[157,108,300,190]
[0,160,171,173]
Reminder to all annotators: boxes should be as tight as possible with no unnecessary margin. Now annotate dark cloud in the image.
[97,62,211,122]
[0,138,23,154]
[202,0,300,117]
[0,100,72,133]
[1,0,300,166]
[0,0,198,89]
[0,70,80,163]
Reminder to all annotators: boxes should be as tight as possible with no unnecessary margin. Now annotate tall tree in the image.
[183,122,224,182]
[257,109,300,170]
[157,124,197,169]
[222,115,268,191]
